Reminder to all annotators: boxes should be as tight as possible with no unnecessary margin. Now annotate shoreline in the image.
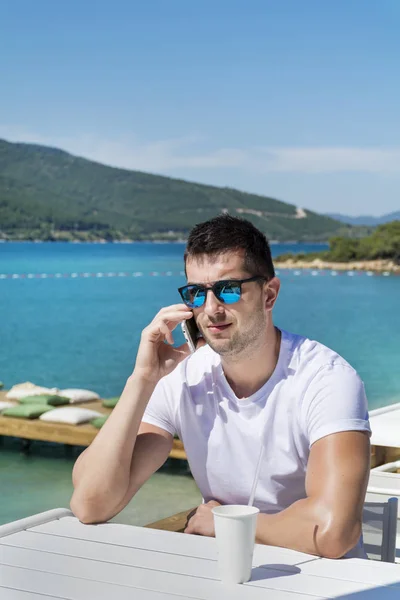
[274,258,400,273]
[0,239,328,245]
[0,239,188,245]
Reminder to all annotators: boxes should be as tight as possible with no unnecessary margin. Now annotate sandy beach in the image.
[274,258,400,273]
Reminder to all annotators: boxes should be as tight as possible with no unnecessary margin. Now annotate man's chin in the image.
[204,337,234,356]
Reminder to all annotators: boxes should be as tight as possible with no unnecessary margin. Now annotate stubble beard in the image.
[202,303,268,359]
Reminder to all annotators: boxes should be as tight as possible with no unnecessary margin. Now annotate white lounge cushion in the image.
[60,388,100,403]
[6,382,60,400]
[39,407,103,425]
[0,401,16,412]
[370,410,400,448]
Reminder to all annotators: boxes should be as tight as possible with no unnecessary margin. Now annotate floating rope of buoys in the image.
[0,271,186,280]
[0,270,396,280]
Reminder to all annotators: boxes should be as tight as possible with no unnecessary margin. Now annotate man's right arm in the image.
[70,375,172,524]
[70,304,193,524]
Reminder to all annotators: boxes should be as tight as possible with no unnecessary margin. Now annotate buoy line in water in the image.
[0,271,183,279]
[0,270,396,280]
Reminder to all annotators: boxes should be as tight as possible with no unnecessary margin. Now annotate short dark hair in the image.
[184,214,275,280]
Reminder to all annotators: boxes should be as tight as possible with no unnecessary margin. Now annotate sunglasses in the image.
[178,276,266,308]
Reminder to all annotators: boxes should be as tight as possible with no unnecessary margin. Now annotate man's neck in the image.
[221,325,281,399]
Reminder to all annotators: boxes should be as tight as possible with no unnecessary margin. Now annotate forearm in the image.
[71,373,156,518]
[256,498,361,559]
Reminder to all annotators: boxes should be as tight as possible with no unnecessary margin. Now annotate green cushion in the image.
[2,404,54,419]
[18,394,70,406]
[102,397,119,408]
[91,415,109,429]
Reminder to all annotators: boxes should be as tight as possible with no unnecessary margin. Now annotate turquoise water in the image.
[0,437,201,526]
[1,242,400,526]
[1,242,399,407]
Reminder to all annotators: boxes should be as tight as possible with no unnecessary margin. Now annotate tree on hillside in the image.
[326,221,400,263]
[327,237,360,262]
[357,221,400,263]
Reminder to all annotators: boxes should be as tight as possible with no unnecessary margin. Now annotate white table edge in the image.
[0,508,74,539]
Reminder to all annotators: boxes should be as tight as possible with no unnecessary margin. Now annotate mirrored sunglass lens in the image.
[192,286,206,307]
[181,287,194,305]
[183,286,205,307]
[216,282,241,304]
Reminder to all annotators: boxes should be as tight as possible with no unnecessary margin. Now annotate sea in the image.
[1,241,400,526]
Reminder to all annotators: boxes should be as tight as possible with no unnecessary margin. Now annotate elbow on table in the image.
[317,519,362,559]
[70,492,111,525]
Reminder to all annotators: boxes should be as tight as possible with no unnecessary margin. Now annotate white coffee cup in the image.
[212,505,260,584]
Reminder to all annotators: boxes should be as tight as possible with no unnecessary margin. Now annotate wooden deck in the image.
[145,507,197,533]
[0,390,186,460]
[2,389,399,466]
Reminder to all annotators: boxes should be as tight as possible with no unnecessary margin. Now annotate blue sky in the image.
[1,0,399,216]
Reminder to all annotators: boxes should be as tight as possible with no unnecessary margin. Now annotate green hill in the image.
[0,138,353,242]
[276,221,400,264]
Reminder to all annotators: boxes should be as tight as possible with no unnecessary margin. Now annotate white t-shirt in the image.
[143,328,371,557]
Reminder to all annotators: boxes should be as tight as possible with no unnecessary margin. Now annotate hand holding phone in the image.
[181,317,202,353]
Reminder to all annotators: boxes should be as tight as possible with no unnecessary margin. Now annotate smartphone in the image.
[181,317,201,353]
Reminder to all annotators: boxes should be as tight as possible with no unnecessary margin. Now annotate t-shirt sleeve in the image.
[141,376,177,437]
[301,363,371,448]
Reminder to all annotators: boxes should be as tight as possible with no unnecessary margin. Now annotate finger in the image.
[176,339,206,353]
[205,500,221,507]
[143,312,193,340]
[168,344,191,359]
[159,311,194,331]
[184,520,195,534]
[158,311,193,325]
[147,310,192,330]
[159,323,174,345]
[175,342,191,354]
[156,304,192,317]
[186,508,198,521]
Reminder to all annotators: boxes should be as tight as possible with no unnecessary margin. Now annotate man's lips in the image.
[207,323,232,333]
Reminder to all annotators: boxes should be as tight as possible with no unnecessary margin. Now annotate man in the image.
[71,215,371,559]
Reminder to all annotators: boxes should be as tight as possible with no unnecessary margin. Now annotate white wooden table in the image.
[1,509,400,599]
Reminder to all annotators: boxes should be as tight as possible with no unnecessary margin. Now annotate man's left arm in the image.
[254,429,370,558]
[185,430,370,558]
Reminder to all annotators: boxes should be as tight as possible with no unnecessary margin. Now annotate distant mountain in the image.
[325,212,400,226]
[0,138,353,242]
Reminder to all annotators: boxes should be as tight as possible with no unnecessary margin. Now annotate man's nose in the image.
[203,289,225,316]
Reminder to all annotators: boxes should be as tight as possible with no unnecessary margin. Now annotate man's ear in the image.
[264,277,280,311]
